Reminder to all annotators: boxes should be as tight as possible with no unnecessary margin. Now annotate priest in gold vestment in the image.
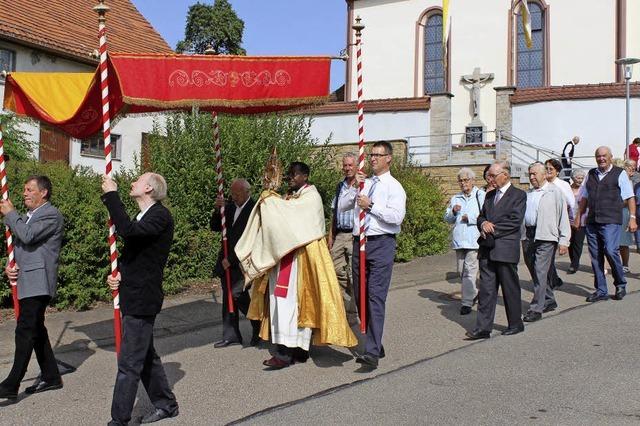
[235,162,357,369]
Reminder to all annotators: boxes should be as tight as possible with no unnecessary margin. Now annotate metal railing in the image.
[406,130,499,165]
[499,130,593,178]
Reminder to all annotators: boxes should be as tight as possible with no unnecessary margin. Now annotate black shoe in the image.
[567,267,577,274]
[465,330,490,340]
[586,292,609,303]
[249,335,261,347]
[472,296,479,306]
[0,384,18,400]
[501,324,525,335]
[612,287,626,301]
[292,348,309,364]
[553,278,564,289]
[543,301,558,313]
[355,353,379,369]
[522,311,542,322]
[25,378,63,394]
[140,407,179,424]
[379,345,385,359]
[460,306,472,315]
[213,339,241,348]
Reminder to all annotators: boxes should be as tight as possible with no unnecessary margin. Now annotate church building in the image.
[309,0,639,173]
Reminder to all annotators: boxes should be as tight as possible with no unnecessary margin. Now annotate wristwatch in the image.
[367,202,374,213]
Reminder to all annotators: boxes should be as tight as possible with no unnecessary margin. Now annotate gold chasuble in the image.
[235,185,357,348]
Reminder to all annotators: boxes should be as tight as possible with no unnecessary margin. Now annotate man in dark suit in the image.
[210,178,260,348]
[466,161,527,340]
[102,172,179,425]
[0,175,64,400]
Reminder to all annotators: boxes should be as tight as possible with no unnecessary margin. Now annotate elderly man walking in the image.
[466,161,526,340]
[444,167,485,315]
[575,146,637,302]
[328,153,358,325]
[521,163,571,322]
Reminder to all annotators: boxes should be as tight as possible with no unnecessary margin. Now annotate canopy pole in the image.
[0,125,19,320]
[353,17,367,334]
[212,112,235,314]
[95,0,121,356]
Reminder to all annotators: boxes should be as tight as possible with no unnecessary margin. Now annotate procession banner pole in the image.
[212,111,235,313]
[353,17,367,334]
[0,124,19,319]
[94,0,121,356]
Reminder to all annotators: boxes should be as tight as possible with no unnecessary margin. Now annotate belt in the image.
[353,233,395,241]
[336,228,353,233]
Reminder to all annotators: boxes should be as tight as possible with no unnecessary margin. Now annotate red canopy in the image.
[3,53,331,138]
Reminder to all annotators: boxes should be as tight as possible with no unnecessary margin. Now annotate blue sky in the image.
[131,0,347,91]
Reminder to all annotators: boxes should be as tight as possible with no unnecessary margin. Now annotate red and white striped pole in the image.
[212,112,235,314]
[0,125,19,319]
[95,0,121,356]
[353,17,367,334]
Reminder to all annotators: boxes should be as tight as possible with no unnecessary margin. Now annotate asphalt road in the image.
[0,252,638,425]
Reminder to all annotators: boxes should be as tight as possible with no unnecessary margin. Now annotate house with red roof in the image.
[0,0,173,172]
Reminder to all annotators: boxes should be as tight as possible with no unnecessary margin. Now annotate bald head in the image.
[230,178,251,207]
[594,146,613,172]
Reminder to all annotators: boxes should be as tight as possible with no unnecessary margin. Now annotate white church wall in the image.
[349,0,427,100]
[308,110,430,163]
[628,0,640,69]
[549,0,616,86]
[512,98,640,167]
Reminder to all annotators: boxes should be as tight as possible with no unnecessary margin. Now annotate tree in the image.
[176,1,246,55]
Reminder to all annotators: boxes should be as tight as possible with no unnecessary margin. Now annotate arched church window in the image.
[424,13,445,94]
[517,2,545,88]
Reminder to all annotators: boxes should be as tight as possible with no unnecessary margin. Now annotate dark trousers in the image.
[111,315,178,425]
[352,235,396,358]
[2,295,60,390]
[569,226,586,270]
[475,258,523,332]
[220,269,260,342]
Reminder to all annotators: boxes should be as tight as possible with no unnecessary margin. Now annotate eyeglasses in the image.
[486,171,506,178]
[368,153,389,158]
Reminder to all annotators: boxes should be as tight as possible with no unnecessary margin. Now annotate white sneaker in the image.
[623,266,631,274]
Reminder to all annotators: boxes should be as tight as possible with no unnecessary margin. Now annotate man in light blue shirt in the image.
[444,167,485,315]
[329,153,358,325]
[575,146,637,302]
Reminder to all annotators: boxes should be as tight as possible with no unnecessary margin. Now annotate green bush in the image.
[393,165,449,261]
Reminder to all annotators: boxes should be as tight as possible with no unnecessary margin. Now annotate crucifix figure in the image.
[461,67,494,119]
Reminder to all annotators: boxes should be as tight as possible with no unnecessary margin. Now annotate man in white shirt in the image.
[339,141,406,369]
[521,163,570,322]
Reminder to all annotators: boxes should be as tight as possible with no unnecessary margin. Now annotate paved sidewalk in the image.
[0,251,456,364]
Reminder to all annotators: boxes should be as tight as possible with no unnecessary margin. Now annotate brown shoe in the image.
[262,356,291,370]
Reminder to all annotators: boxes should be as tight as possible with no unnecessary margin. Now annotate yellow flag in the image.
[518,0,533,49]
[442,0,450,66]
